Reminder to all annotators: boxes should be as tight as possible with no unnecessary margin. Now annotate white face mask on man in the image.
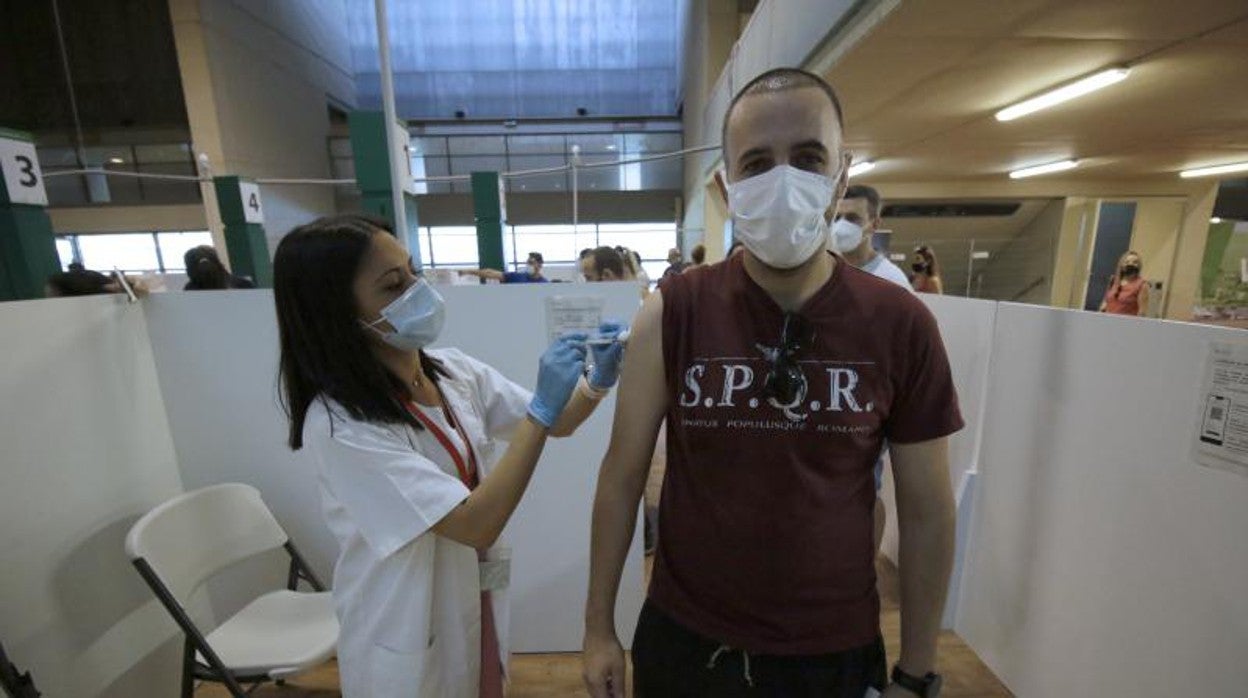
[830,218,864,254]
[726,164,838,269]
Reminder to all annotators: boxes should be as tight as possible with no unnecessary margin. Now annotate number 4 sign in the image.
[0,135,49,207]
[239,181,264,224]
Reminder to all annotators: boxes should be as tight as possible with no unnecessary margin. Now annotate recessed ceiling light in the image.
[1211,217,1223,224]
[108,157,124,164]
[847,160,875,178]
[1010,159,1078,179]
[995,67,1130,122]
[1181,162,1248,178]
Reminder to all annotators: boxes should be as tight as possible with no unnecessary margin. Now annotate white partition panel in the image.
[955,304,1248,697]
[142,282,646,653]
[878,295,997,629]
[0,296,187,697]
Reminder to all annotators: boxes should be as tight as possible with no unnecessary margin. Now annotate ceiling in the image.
[347,0,685,120]
[824,0,1248,183]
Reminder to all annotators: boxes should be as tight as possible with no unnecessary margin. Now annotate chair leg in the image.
[181,637,195,698]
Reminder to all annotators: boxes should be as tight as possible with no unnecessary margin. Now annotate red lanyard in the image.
[404,388,480,489]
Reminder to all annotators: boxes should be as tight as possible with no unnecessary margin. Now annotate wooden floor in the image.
[199,429,1012,696]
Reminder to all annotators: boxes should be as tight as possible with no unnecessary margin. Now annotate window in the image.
[55,231,217,274]
[78,233,161,273]
[427,226,480,267]
[157,232,214,271]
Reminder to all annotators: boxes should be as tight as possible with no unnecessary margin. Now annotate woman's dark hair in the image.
[184,246,231,290]
[591,246,626,278]
[914,245,940,277]
[47,268,112,296]
[273,213,445,449]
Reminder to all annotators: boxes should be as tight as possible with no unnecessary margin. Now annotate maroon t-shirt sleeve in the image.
[885,302,964,444]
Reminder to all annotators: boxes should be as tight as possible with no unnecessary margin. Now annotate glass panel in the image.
[136,163,201,204]
[597,222,677,260]
[84,145,134,167]
[157,231,214,271]
[417,227,433,268]
[624,132,682,154]
[506,134,566,155]
[36,147,81,169]
[447,136,506,156]
[77,233,161,273]
[512,224,582,264]
[576,166,618,192]
[567,133,621,155]
[55,237,75,269]
[45,174,87,206]
[428,226,480,267]
[412,136,448,156]
[450,155,507,176]
[133,144,192,164]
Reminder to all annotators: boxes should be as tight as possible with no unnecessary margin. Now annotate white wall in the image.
[141,283,647,653]
[0,297,188,697]
[955,304,1248,697]
[170,0,355,253]
[879,295,997,629]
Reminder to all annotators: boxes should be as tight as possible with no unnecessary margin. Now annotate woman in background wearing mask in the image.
[1100,250,1149,316]
[910,246,943,294]
[273,214,626,697]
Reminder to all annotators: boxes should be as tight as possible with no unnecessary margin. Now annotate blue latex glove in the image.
[588,321,629,389]
[528,333,588,428]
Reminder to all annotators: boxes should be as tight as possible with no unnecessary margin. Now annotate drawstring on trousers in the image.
[706,644,754,688]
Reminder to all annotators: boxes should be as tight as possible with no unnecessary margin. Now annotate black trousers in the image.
[632,601,887,697]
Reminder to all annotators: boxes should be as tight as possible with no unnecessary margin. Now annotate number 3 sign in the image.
[1,136,49,207]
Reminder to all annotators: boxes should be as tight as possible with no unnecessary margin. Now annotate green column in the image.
[348,111,421,261]
[471,171,506,272]
[213,176,272,287]
[0,127,60,301]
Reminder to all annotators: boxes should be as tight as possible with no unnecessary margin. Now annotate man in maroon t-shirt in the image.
[584,68,961,698]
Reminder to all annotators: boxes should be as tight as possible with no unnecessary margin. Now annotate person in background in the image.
[660,248,685,282]
[684,243,707,272]
[578,248,597,282]
[1100,250,1150,316]
[834,184,912,556]
[582,246,628,283]
[584,67,959,698]
[833,185,910,289]
[46,267,149,298]
[910,246,943,294]
[459,252,549,284]
[183,245,257,290]
[273,213,626,696]
[615,247,639,281]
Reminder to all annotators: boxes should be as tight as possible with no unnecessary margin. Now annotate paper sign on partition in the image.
[1193,341,1248,478]
[545,296,604,345]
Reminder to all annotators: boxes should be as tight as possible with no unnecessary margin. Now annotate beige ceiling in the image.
[824,0,1248,183]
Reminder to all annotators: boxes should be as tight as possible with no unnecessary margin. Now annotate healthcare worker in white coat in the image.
[273,214,626,697]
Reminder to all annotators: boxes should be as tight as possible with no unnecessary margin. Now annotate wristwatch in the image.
[891,665,943,697]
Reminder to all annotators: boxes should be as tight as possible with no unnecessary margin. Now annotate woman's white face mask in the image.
[726,164,838,270]
[361,278,446,351]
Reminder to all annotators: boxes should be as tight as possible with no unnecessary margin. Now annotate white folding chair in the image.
[125,483,338,697]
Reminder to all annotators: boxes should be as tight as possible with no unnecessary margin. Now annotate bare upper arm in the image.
[888,437,954,517]
[599,290,668,485]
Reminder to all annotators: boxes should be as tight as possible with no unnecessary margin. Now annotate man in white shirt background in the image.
[832,184,911,289]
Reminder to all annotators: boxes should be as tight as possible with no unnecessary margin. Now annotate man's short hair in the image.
[691,243,706,265]
[527,252,543,265]
[721,68,845,165]
[843,184,881,220]
[592,246,625,278]
[579,248,594,260]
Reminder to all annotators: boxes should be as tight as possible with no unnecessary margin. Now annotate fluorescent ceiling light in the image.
[1211,217,1223,224]
[972,251,991,260]
[1010,159,1078,179]
[1181,162,1248,178]
[889,253,906,262]
[847,160,875,178]
[108,157,124,164]
[995,67,1130,122]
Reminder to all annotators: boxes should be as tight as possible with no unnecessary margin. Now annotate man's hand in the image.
[582,631,626,698]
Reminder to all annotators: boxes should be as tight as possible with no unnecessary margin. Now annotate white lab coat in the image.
[304,347,533,697]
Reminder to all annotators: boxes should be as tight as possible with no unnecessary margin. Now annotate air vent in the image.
[881,202,1021,218]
